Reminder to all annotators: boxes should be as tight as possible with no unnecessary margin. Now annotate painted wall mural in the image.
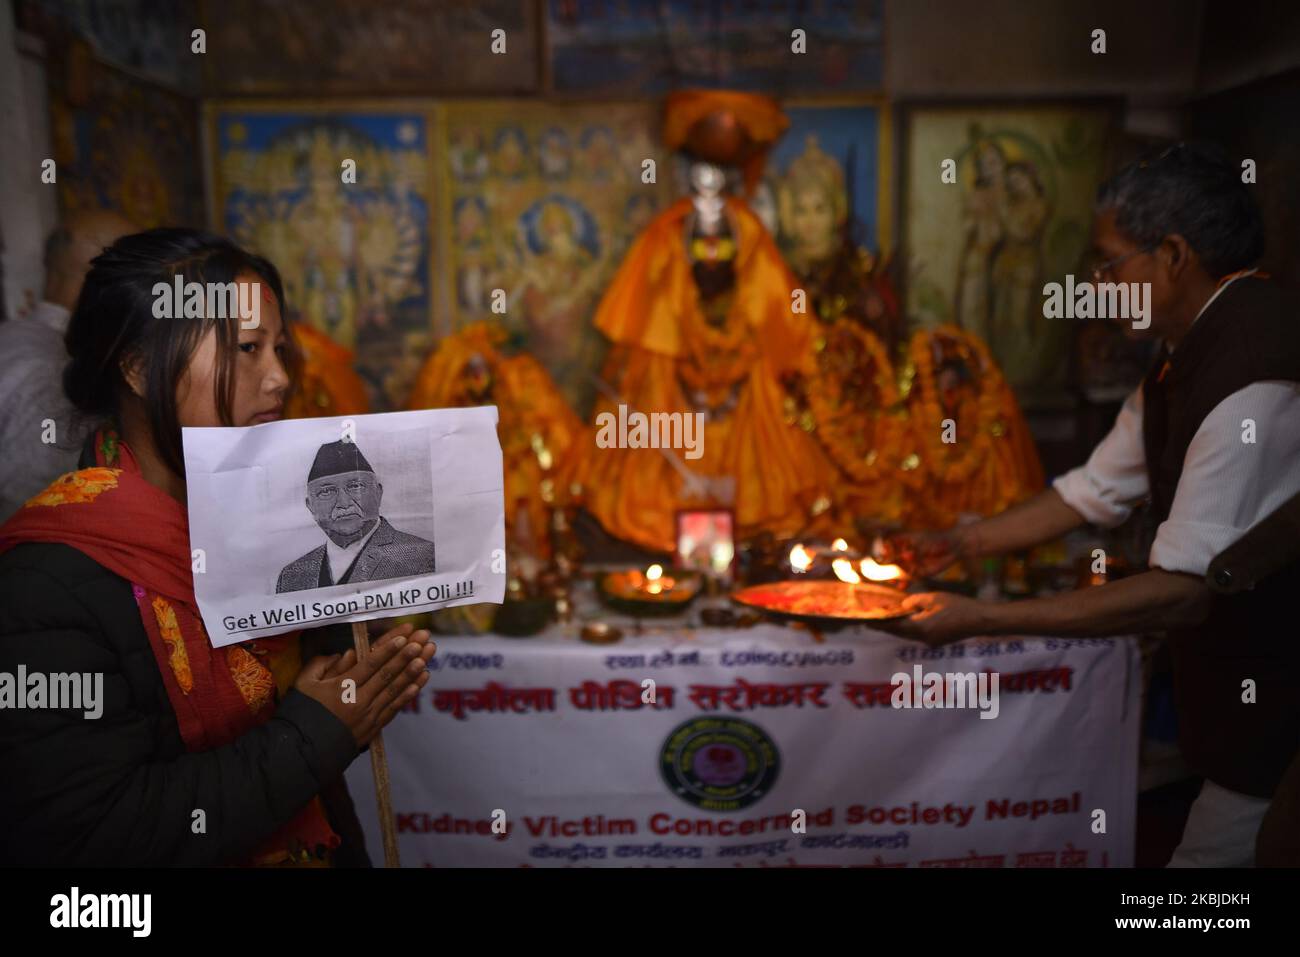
[440,100,673,414]
[903,104,1114,408]
[209,105,435,409]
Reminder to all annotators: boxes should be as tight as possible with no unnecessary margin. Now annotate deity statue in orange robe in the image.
[284,322,370,419]
[405,322,583,561]
[774,134,920,536]
[898,325,1044,529]
[576,91,826,553]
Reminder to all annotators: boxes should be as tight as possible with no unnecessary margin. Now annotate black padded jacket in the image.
[0,539,372,866]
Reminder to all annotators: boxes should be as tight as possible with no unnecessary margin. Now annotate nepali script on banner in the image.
[346,625,1140,867]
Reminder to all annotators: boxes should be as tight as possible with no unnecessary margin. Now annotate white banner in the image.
[182,407,505,647]
[347,625,1141,867]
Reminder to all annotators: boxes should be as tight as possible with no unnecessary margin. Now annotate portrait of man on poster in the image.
[276,440,436,593]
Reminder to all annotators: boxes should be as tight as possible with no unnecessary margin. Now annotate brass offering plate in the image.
[730,580,909,625]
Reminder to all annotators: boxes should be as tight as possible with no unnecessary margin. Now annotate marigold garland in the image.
[405,321,583,555]
[802,321,915,484]
[905,325,1010,484]
[676,294,758,412]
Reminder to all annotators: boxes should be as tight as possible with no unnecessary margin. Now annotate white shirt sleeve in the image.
[1150,380,1300,577]
[0,325,88,522]
[1052,386,1150,528]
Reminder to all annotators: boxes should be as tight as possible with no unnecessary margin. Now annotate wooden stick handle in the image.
[353,621,401,868]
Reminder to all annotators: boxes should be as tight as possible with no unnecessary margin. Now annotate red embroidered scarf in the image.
[0,428,340,865]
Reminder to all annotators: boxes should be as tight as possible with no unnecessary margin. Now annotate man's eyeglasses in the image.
[312,478,376,500]
[1090,243,1157,282]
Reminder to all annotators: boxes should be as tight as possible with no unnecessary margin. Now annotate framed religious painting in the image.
[545,0,884,96]
[206,101,438,410]
[899,101,1120,410]
[763,99,893,272]
[437,99,674,415]
[18,0,202,93]
[198,0,539,95]
[46,58,203,229]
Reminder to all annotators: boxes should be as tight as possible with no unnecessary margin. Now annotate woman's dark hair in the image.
[1095,141,1264,278]
[63,227,297,476]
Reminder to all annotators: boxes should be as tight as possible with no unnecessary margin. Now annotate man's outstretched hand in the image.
[879,529,969,579]
[877,592,993,646]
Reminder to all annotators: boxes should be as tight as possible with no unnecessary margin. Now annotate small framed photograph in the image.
[675,509,736,584]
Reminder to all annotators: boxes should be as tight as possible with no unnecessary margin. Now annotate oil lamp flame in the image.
[646,564,663,581]
[831,557,861,584]
[831,538,849,551]
[860,557,904,582]
[789,544,813,573]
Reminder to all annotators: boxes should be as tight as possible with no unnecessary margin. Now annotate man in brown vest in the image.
[1205,486,1300,867]
[883,143,1300,866]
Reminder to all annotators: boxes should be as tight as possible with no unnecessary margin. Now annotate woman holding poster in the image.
[0,229,435,866]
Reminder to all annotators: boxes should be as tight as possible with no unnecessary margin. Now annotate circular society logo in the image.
[659,716,780,811]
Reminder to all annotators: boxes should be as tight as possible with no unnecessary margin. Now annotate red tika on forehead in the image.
[261,285,275,302]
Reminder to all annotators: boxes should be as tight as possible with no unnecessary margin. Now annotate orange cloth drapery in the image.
[284,322,370,418]
[577,196,824,552]
[406,322,583,558]
[662,89,789,196]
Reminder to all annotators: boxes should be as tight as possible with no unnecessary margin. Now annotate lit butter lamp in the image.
[788,537,852,574]
[606,563,683,597]
[835,556,909,591]
[789,543,817,574]
[599,563,703,615]
[642,563,674,596]
[787,538,910,590]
